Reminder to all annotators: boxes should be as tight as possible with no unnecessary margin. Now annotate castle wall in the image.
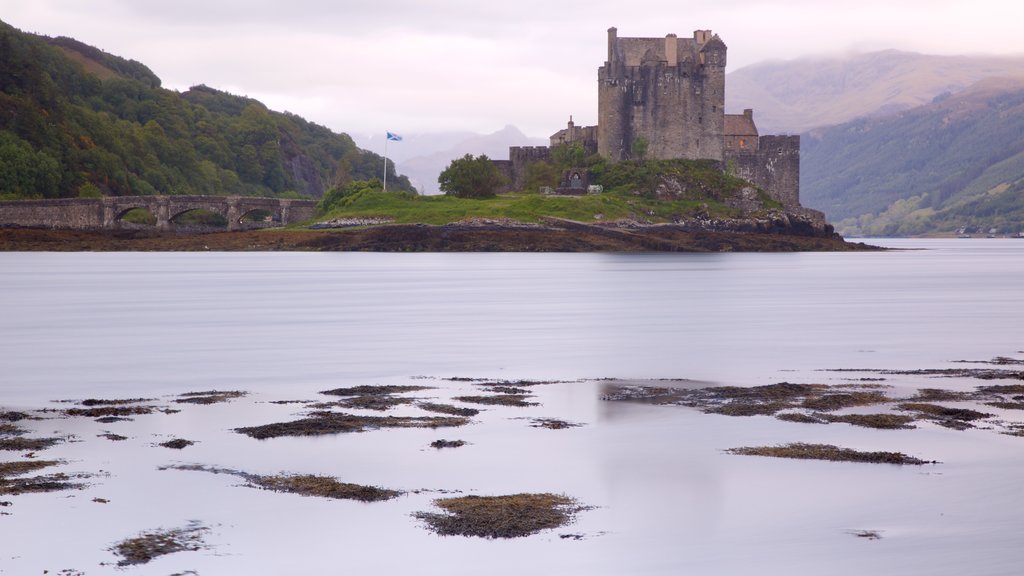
[495,27,803,209]
[598,29,726,162]
[492,146,552,193]
[492,160,515,193]
[725,135,800,208]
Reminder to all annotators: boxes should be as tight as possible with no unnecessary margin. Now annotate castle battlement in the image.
[598,27,726,162]
[497,26,802,207]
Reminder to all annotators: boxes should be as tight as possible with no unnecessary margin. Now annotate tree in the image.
[438,154,506,198]
[523,160,559,193]
[317,178,383,214]
[551,143,585,168]
[631,136,649,161]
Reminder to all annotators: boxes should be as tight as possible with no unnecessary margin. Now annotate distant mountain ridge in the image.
[801,76,1024,235]
[0,19,409,200]
[727,50,1024,133]
[355,126,545,194]
[724,50,1024,235]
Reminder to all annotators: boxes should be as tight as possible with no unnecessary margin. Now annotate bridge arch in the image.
[169,206,229,230]
[0,196,317,230]
[238,207,281,227]
[113,206,158,227]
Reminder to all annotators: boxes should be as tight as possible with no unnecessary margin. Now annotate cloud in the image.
[5,0,1023,137]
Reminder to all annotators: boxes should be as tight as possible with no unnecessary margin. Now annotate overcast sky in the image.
[5,1,1022,139]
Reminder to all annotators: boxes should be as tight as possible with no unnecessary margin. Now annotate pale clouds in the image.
[4,0,1022,137]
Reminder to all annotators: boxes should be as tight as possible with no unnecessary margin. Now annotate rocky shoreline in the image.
[0,218,879,252]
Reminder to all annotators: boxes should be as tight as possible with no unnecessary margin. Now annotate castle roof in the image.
[724,113,758,137]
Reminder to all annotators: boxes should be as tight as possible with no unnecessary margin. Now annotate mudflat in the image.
[0,225,877,252]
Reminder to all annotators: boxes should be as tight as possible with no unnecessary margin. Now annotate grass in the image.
[414,493,587,538]
[318,184,757,228]
[726,443,932,465]
[111,523,207,566]
[234,412,470,439]
[453,395,539,408]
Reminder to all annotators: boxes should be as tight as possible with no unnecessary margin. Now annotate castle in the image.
[495,27,801,208]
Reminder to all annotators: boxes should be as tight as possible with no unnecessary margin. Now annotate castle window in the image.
[739,138,746,148]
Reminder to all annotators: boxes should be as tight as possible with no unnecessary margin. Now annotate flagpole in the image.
[383,133,388,193]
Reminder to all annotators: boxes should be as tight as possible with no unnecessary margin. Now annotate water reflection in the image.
[1,241,1023,574]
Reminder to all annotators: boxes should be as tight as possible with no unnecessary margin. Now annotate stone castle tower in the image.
[598,28,726,162]
[499,26,802,208]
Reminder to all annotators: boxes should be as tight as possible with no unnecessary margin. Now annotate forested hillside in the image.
[0,19,410,200]
[801,78,1024,236]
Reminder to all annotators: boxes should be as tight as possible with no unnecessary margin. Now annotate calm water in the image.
[2,239,1023,575]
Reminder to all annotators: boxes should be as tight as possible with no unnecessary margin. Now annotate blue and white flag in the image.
[386,131,402,142]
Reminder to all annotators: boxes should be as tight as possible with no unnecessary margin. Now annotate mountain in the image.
[727,51,1024,133]
[351,131,478,164]
[0,19,410,200]
[353,126,546,194]
[801,77,1024,236]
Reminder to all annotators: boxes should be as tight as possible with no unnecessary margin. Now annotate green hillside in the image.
[801,78,1024,236]
[316,158,785,226]
[0,19,410,200]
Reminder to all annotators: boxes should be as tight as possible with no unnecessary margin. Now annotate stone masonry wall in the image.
[0,198,104,229]
[598,29,726,162]
[0,197,316,230]
[725,135,800,208]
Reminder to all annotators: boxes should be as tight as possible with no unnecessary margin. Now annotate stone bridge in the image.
[0,196,317,231]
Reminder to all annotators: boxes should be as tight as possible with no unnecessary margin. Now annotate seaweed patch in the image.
[726,443,934,465]
[430,439,467,449]
[453,395,538,408]
[0,459,89,496]
[175,390,247,405]
[234,412,470,439]
[163,464,401,501]
[111,522,208,566]
[414,493,588,538]
[418,403,481,417]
